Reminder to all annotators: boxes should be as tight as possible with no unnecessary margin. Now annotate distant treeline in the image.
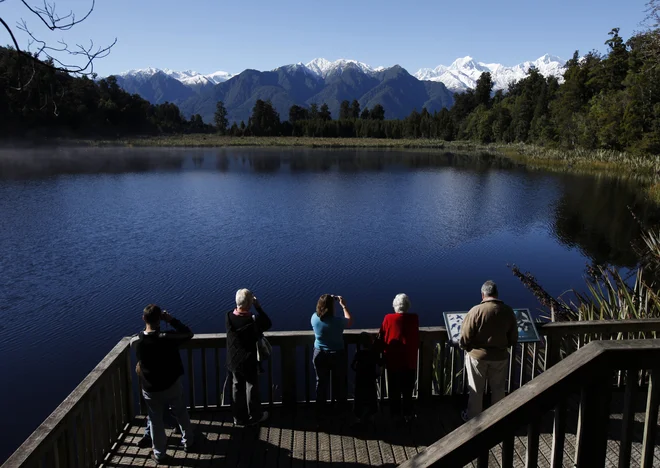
[2,27,659,154]
[221,29,660,154]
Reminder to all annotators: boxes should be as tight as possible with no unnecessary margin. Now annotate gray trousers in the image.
[142,377,193,460]
[231,367,263,423]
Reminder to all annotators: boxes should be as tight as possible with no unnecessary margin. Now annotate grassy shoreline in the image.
[60,135,490,150]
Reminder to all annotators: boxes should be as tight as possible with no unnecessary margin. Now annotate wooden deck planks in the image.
[102,401,660,468]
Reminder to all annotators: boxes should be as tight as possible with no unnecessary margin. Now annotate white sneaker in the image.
[248,411,269,426]
[461,409,470,422]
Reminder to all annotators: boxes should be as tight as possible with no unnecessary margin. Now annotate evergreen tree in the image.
[360,108,370,119]
[339,100,351,120]
[214,101,229,134]
[602,28,630,92]
[370,104,385,120]
[475,72,494,108]
[351,100,361,119]
[248,100,281,136]
[319,103,331,121]
[289,105,309,123]
[309,103,319,120]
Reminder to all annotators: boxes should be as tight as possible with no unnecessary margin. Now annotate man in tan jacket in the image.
[459,280,518,421]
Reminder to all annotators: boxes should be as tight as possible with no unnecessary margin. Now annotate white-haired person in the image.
[459,280,518,422]
[226,288,272,426]
[378,293,419,423]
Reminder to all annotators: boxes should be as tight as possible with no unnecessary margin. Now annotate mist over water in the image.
[0,147,656,461]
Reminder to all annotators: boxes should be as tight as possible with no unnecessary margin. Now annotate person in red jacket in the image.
[378,293,419,423]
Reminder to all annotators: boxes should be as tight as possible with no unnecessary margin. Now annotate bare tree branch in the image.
[0,0,115,79]
[16,18,116,75]
[20,0,96,32]
[0,16,20,50]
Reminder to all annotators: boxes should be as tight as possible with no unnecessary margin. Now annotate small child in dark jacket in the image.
[351,332,381,424]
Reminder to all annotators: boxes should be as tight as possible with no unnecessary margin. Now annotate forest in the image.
[0,47,214,137]
[2,26,659,155]
[220,28,660,155]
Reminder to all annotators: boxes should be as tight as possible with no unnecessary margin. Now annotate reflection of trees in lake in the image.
[274,150,522,173]
[250,155,281,172]
[0,149,185,179]
[216,155,229,172]
[552,176,660,267]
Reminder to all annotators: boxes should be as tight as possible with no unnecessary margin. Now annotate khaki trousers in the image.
[465,354,508,419]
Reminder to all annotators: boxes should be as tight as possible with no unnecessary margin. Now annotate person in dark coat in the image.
[131,304,195,464]
[351,332,381,425]
[226,288,272,426]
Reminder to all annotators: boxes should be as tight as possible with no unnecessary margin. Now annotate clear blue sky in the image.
[1,0,651,76]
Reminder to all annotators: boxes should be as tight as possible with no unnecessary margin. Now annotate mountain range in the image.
[414,54,566,92]
[112,55,565,124]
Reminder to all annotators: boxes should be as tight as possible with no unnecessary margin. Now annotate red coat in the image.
[379,313,419,371]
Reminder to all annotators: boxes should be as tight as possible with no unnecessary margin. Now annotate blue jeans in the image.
[313,348,347,409]
[143,404,178,437]
[142,377,193,460]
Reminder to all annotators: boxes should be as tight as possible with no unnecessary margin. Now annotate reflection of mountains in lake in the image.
[0,147,524,178]
[1,147,657,268]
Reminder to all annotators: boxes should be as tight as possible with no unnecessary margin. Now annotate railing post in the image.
[435,340,445,395]
[502,434,514,468]
[545,334,561,371]
[641,368,660,468]
[550,399,567,468]
[618,370,637,468]
[281,344,297,406]
[526,419,541,468]
[574,369,612,467]
[124,348,135,420]
[418,340,434,402]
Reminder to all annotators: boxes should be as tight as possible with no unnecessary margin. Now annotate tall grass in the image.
[500,144,660,175]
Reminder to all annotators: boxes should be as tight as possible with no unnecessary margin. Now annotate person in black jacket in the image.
[131,304,194,464]
[226,288,272,426]
[351,332,381,425]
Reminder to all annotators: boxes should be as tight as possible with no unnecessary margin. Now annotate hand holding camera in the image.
[333,295,347,308]
[161,310,173,323]
[253,296,261,309]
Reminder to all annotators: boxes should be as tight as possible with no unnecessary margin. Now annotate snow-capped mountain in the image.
[114,54,564,96]
[304,58,386,78]
[414,54,566,92]
[117,68,233,87]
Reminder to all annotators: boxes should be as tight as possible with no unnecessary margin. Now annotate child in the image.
[351,332,381,425]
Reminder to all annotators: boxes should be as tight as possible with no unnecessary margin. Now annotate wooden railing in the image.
[399,339,660,468]
[174,327,444,410]
[3,319,660,467]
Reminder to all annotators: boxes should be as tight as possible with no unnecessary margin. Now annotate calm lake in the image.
[0,147,656,461]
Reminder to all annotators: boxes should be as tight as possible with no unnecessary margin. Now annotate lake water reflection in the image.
[0,147,656,461]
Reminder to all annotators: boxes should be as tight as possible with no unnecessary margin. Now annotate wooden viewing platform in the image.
[3,320,660,467]
[104,393,660,468]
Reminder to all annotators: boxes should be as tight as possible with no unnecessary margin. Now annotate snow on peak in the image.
[305,58,333,76]
[117,67,233,86]
[414,54,566,92]
[304,58,383,78]
[449,56,475,69]
[117,67,163,78]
